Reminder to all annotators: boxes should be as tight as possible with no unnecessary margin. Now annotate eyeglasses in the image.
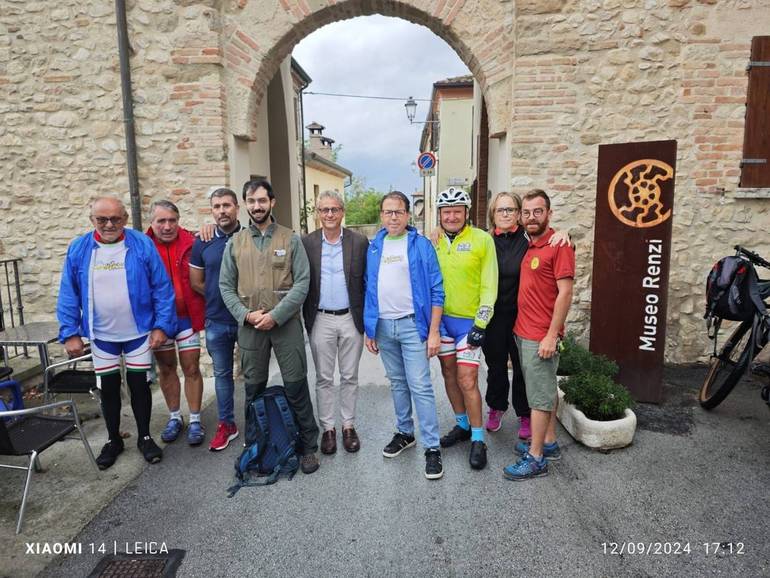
[495,207,519,215]
[381,209,407,218]
[93,216,124,226]
[521,208,546,218]
[317,207,342,215]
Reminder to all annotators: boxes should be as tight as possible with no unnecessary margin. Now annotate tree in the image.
[344,177,382,225]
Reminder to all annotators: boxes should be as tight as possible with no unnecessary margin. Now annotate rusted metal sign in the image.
[589,140,677,403]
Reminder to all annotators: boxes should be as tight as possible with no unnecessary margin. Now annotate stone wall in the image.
[509,0,770,362]
[0,0,228,316]
[1,0,769,364]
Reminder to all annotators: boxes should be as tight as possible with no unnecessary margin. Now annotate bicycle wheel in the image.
[699,319,754,409]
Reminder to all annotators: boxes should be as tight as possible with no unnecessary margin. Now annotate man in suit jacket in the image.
[302,190,369,455]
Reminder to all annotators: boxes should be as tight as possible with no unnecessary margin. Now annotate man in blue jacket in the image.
[57,196,177,470]
[364,191,445,480]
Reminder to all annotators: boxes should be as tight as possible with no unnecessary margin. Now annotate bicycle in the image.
[699,245,770,409]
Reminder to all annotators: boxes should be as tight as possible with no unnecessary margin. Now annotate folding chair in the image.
[43,353,99,404]
[0,399,98,534]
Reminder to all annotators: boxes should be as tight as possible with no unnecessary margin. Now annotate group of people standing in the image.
[56,178,574,482]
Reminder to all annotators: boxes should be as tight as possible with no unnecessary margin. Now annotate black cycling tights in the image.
[99,371,152,441]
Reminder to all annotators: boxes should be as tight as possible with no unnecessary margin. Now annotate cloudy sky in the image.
[292,15,470,195]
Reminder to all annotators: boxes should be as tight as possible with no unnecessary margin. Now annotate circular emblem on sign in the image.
[608,159,673,228]
[530,257,540,270]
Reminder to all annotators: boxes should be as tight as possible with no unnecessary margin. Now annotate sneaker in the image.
[138,435,163,464]
[160,417,184,443]
[209,422,239,451]
[514,440,561,461]
[439,425,471,448]
[300,453,320,474]
[503,452,549,481]
[425,449,443,480]
[187,421,205,446]
[382,432,416,458]
[485,408,505,432]
[517,416,532,440]
[469,440,488,470]
[95,439,124,470]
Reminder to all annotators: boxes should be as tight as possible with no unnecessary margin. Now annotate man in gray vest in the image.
[302,190,368,455]
[219,179,320,474]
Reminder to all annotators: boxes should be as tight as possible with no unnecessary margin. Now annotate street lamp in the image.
[404,96,439,125]
[404,96,418,123]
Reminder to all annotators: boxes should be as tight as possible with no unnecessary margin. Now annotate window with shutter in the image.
[741,36,770,188]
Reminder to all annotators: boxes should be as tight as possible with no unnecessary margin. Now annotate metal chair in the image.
[43,353,99,404]
[0,365,13,381]
[0,399,98,534]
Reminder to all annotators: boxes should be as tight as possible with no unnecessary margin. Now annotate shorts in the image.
[438,315,482,367]
[516,335,559,411]
[156,317,200,353]
[92,335,152,376]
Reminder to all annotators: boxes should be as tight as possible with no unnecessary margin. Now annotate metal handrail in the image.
[0,257,26,361]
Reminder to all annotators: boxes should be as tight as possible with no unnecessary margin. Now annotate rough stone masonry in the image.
[0,0,768,364]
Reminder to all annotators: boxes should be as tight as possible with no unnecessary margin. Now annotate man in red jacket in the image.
[147,200,208,446]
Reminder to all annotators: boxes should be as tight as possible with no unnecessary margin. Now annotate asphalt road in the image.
[37,355,770,577]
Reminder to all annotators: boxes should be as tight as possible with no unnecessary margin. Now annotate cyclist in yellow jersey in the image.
[433,187,498,470]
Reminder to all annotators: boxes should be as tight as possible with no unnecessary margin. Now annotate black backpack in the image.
[705,256,766,322]
[227,386,299,497]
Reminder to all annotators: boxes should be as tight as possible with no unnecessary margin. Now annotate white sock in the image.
[170,410,182,422]
[190,413,201,424]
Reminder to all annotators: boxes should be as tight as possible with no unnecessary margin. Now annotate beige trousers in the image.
[309,311,364,431]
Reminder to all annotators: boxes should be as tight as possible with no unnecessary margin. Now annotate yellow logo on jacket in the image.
[530,257,540,270]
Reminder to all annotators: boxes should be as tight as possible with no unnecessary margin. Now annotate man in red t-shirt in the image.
[504,189,575,481]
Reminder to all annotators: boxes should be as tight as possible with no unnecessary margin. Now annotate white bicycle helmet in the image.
[436,187,471,208]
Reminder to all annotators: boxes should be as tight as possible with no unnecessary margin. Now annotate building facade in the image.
[1,1,769,363]
[304,122,353,232]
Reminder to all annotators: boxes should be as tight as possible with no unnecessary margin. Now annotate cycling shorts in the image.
[439,315,481,367]
[92,334,152,376]
[156,317,200,353]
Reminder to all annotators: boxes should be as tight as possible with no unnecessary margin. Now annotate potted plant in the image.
[556,338,636,450]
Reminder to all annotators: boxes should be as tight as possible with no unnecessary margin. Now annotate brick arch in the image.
[221,0,512,140]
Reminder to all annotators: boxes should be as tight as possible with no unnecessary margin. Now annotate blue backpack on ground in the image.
[227,386,299,497]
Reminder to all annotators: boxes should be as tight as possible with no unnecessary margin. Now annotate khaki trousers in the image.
[309,311,364,431]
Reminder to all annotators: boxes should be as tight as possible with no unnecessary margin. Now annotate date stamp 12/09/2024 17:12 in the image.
[602,542,746,556]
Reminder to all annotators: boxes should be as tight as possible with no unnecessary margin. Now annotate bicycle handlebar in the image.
[734,245,770,269]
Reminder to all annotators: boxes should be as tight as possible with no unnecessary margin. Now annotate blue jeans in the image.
[205,319,239,424]
[376,316,440,449]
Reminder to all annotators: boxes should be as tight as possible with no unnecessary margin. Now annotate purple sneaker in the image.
[518,416,531,440]
[485,408,505,432]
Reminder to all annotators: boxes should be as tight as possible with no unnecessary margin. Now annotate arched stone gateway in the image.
[220,0,512,139]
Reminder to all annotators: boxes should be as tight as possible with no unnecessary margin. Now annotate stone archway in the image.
[218,0,512,140]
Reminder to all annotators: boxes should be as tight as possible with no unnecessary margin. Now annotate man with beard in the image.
[504,189,575,481]
[219,179,320,474]
[189,188,243,451]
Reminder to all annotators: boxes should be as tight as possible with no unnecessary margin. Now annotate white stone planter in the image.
[556,382,636,450]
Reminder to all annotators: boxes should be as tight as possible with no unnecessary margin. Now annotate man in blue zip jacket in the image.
[57,196,177,470]
[364,191,445,480]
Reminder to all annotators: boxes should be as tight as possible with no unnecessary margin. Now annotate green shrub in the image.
[557,334,618,378]
[560,372,634,421]
[581,353,619,378]
[556,334,588,376]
